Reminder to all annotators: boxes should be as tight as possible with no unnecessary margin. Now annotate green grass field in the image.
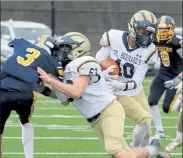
[2,77,182,158]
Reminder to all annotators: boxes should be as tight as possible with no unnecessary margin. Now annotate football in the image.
[100,58,120,75]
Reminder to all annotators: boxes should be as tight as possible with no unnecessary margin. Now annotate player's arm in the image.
[37,67,90,99]
[37,58,101,99]
[164,71,183,89]
[96,31,113,62]
[37,81,57,98]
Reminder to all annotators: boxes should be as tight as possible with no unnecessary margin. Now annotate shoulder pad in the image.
[77,56,101,76]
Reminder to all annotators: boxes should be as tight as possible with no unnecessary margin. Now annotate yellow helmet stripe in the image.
[38,35,48,45]
[150,12,154,24]
[160,16,166,24]
[138,12,146,20]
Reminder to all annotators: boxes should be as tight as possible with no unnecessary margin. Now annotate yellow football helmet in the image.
[60,32,91,60]
[156,16,175,42]
[128,10,157,47]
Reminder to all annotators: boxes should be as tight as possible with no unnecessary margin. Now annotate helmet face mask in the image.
[133,20,156,48]
[52,44,73,63]
[156,16,175,42]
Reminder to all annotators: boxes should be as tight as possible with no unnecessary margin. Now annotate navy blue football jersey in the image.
[1,38,64,92]
[154,33,183,76]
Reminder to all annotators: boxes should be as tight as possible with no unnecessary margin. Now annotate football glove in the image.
[107,79,126,91]
[102,65,118,81]
[164,76,181,89]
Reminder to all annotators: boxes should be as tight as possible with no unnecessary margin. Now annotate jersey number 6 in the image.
[17,48,41,66]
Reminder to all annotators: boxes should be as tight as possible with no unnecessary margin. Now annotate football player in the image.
[0,36,67,158]
[96,10,157,148]
[164,72,182,152]
[148,16,183,139]
[37,32,171,158]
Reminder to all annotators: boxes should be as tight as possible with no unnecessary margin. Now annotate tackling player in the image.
[0,36,67,158]
[164,72,182,152]
[96,10,157,148]
[148,16,183,139]
[37,32,171,158]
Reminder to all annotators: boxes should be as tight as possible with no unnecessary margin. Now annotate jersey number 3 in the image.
[17,48,41,66]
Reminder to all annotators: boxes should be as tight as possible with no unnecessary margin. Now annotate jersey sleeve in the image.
[77,56,102,83]
[99,31,111,47]
[144,43,158,65]
[95,47,112,62]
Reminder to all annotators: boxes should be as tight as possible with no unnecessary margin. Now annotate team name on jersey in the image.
[113,50,143,65]
[156,47,173,53]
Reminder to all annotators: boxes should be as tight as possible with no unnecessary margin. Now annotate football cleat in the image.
[150,139,172,158]
[165,138,182,152]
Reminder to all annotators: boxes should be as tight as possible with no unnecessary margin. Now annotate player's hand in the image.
[175,81,182,94]
[37,67,53,83]
[102,65,118,81]
[164,76,181,89]
[107,79,126,91]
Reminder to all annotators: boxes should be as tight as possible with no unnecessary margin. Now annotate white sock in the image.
[132,123,150,147]
[176,131,183,143]
[21,123,34,158]
[150,105,164,133]
[141,134,150,147]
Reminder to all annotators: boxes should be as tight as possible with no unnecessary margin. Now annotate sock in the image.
[150,105,164,133]
[141,134,150,147]
[176,131,183,143]
[21,123,34,158]
[145,146,158,156]
[132,123,150,147]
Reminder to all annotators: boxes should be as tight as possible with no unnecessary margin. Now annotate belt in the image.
[87,113,101,123]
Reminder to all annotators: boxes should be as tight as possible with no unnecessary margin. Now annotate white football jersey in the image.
[63,56,116,119]
[96,29,157,96]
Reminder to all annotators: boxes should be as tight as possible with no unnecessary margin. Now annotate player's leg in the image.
[91,100,169,158]
[117,96,152,147]
[15,91,37,158]
[133,89,152,147]
[0,91,13,158]
[148,76,165,139]
[163,87,177,113]
[91,100,134,158]
[165,106,183,152]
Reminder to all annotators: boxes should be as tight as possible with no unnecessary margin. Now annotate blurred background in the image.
[1,1,182,73]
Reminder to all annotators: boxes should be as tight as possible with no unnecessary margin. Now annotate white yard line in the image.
[3,152,182,156]
[9,115,178,119]
[5,124,177,129]
[3,136,173,140]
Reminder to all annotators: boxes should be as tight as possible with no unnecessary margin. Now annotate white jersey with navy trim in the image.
[96,29,157,96]
[63,56,116,119]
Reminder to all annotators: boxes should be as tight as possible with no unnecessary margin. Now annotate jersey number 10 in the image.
[17,48,41,66]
